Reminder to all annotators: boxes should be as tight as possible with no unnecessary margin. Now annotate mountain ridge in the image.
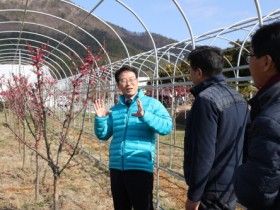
[0,0,177,62]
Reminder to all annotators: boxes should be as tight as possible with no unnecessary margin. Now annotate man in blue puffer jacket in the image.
[93,65,172,210]
[234,21,280,210]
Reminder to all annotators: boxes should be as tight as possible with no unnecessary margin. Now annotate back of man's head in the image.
[252,21,280,72]
[187,46,224,77]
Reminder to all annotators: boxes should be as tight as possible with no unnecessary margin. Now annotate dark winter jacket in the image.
[184,74,249,202]
[234,80,280,210]
[94,89,172,173]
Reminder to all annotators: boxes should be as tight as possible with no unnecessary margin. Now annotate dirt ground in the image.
[0,111,245,210]
[0,125,113,210]
[0,112,187,210]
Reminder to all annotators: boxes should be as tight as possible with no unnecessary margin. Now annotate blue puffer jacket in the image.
[184,74,249,201]
[234,81,280,210]
[94,89,172,173]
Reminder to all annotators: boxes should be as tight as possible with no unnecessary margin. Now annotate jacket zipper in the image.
[122,106,130,171]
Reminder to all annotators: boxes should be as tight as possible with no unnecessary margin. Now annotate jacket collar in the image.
[119,88,144,105]
[190,74,225,97]
[256,73,280,96]
[249,77,280,121]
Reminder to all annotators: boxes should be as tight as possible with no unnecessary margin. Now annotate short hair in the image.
[251,21,280,72]
[114,65,138,83]
[187,46,224,77]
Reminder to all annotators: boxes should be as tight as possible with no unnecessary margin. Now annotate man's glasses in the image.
[246,53,257,64]
[119,77,137,84]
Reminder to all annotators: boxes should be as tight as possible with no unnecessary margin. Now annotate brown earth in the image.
[0,112,187,210]
[0,111,245,210]
[0,121,113,210]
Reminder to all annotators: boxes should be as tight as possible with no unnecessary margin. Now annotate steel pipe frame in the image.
[0,1,279,209]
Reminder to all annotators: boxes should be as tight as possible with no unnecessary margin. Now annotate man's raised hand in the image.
[93,98,111,117]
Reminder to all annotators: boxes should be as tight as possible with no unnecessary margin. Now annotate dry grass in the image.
[0,111,246,210]
[0,116,113,210]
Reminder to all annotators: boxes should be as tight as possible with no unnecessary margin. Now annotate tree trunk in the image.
[22,123,26,169]
[35,153,39,201]
[22,143,26,168]
[53,173,59,210]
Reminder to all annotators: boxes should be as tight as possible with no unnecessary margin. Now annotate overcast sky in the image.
[70,0,279,41]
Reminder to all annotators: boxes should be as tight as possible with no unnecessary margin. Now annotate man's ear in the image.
[264,55,272,66]
[263,55,277,74]
[197,68,203,78]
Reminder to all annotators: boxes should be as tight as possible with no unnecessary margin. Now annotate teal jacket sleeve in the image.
[139,98,172,136]
[94,115,113,140]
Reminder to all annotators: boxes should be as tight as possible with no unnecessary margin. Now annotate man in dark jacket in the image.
[184,46,249,210]
[234,21,280,210]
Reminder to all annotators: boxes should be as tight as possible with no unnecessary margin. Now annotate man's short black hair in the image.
[252,21,280,71]
[187,46,224,77]
[114,65,138,83]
